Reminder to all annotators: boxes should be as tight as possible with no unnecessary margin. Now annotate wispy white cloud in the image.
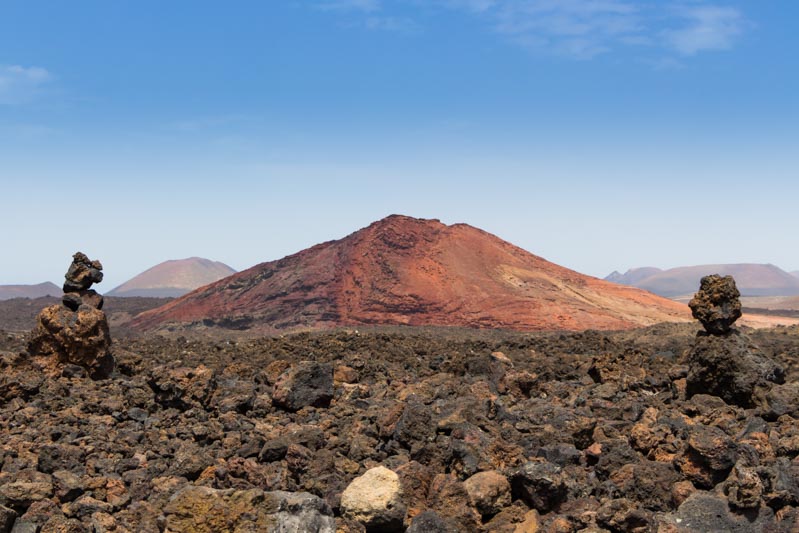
[435,0,498,13]
[663,5,745,55]
[0,65,52,105]
[491,0,643,59]
[319,0,420,33]
[315,1,749,60]
[317,0,381,12]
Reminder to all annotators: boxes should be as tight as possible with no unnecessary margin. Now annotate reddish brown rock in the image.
[27,252,113,379]
[463,470,512,518]
[27,304,113,379]
[130,215,689,332]
[427,474,482,531]
[675,425,737,489]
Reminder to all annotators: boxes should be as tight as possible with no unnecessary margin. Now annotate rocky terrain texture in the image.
[1,280,798,531]
[0,283,62,301]
[130,215,689,333]
[606,264,799,298]
[108,258,236,298]
[0,296,172,335]
[741,296,799,313]
[26,253,115,380]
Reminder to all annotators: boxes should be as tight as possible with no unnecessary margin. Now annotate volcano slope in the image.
[2,322,799,531]
[130,215,688,333]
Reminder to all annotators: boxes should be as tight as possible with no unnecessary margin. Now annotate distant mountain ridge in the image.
[130,215,689,332]
[606,264,799,297]
[0,282,62,301]
[108,258,236,298]
[605,267,662,286]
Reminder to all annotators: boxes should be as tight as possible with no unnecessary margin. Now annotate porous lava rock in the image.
[62,252,103,292]
[463,470,512,518]
[0,505,16,533]
[685,274,784,407]
[686,330,784,407]
[271,361,333,412]
[689,274,742,335]
[657,491,776,531]
[2,324,799,531]
[27,253,113,379]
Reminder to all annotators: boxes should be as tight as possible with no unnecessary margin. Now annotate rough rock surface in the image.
[129,215,690,332]
[689,274,742,335]
[686,330,784,407]
[686,275,784,407]
[657,491,776,532]
[463,470,512,518]
[340,466,405,531]
[271,361,333,412]
[27,305,113,379]
[62,253,104,294]
[162,485,335,532]
[0,323,798,532]
[27,253,113,379]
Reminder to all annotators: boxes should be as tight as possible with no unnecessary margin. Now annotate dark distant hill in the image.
[0,296,171,333]
[130,215,689,333]
[605,264,799,297]
[0,282,62,301]
[108,258,236,298]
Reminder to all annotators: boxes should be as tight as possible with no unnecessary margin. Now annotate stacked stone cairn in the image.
[686,274,784,407]
[27,252,114,379]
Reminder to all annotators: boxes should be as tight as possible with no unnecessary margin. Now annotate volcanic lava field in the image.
[1,226,798,532]
[2,312,799,531]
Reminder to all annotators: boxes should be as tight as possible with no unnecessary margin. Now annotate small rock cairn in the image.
[685,275,783,407]
[27,252,114,379]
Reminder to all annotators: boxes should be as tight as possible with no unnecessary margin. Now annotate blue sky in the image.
[1,1,798,288]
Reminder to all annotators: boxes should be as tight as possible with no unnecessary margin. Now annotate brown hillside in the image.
[609,264,799,298]
[130,215,689,332]
[108,257,236,298]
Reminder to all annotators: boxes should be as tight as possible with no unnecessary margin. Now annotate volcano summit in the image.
[130,215,689,332]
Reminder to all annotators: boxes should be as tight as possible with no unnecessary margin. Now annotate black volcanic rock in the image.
[62,252,103,294]
[685,275,784,408]
[3,317,799,531]
[659,492,776,531]
[686,330,784,408]
[0,505,16,532]
[271,361,333,412]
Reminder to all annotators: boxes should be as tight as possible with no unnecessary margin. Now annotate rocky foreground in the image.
[1,321,798,532]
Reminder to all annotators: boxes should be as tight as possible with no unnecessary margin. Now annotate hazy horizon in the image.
[3,1,797,288]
